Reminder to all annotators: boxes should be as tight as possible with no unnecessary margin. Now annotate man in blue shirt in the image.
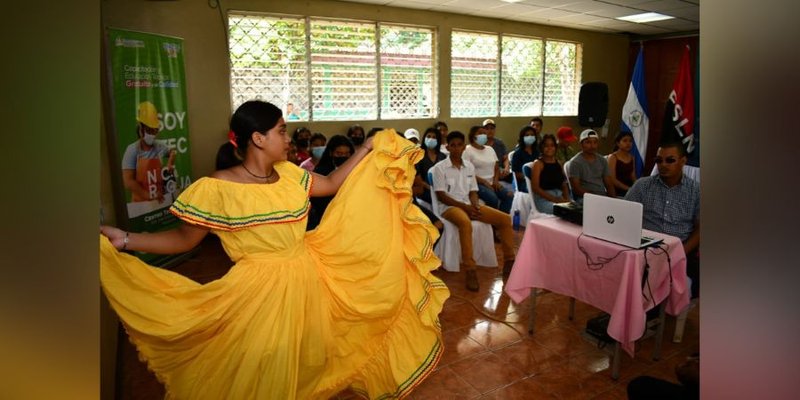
[625,142,700,297]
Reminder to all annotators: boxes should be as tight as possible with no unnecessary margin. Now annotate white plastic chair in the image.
[563,159,574,200]
[508,150,533,225]
[428,172,498,272]
[522,162,549,219]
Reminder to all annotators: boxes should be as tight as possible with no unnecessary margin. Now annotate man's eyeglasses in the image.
[654,157,679,164]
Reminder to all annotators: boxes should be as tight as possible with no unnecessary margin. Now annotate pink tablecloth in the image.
[504,217,689,356]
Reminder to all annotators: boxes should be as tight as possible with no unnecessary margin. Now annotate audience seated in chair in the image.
[566,128,616,203]
[510,125,540,194]
[482,119,514,196]
[464,125,514,213]
[607,131,637,197]
[409,127,445,244]
[432,130,516,291]
[529,134,571,214]
[625,141,700,299]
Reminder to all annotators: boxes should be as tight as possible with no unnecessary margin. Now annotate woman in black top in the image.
[510,125,540,193]
[414,127,447,204]
[529,134,571,214]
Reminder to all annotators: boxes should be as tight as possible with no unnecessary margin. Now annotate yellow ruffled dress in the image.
[100,130,449,399]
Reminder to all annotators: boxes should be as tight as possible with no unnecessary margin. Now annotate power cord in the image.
[576,233,638,270]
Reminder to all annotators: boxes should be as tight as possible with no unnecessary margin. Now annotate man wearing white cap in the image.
[566,128,615,202]
[404,128,420,145]
[121,101,176,203]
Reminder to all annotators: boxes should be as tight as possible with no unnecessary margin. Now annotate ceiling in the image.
[337,0,699,36]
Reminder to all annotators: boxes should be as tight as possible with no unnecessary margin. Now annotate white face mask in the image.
[523,135,536,145]
[424,138,438,148]
[475,134,488,146]
[143,133,157,145]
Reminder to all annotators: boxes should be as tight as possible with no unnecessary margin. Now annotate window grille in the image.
[228,13,436,121]
[450,31,498,118]
[228,14,308,120]
[501,36,544,117]
[544,40,582,116]
[450,31,582,118]
[310,19,377,121]
[380,25,435,119]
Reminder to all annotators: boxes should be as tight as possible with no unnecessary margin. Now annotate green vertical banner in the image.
[106,28,193,264]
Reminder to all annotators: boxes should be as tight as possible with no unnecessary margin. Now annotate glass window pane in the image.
[380,25,435,119]
[228,14,308,120]
[543,40,582,116]
[451,31,498,118]
[310,19,377,121]
[500,36,544,117]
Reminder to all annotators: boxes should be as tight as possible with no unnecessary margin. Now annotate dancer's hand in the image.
[363,135,375,151]
[100,225,128,250]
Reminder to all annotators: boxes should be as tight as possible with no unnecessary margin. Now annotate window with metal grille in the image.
[544,40,581,116]
[228,13,436,121]
[380,25,435,119]
[228,14,308,120]
[501,36,543,116]
[451,31,582,117]
[450,32,498,118]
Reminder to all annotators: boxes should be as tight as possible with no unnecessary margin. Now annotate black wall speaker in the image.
[578,82,609,127]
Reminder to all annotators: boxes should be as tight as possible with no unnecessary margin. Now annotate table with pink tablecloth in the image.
[504,217,690,357]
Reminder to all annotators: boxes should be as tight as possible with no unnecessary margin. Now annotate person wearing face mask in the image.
[413,127,447,205]
[510,125,540,193]
[464,125,513,214]
[308,135,356,230]
[347,124,366,152]
[121,101,177,204]
[292,126,312,163]
[299,132,327,172]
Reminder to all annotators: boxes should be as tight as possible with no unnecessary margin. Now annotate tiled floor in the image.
[114,228,699,400]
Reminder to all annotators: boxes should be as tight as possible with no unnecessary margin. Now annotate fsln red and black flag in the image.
[661,45,695,154]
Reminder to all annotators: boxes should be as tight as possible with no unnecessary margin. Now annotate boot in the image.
[465,269,479,292]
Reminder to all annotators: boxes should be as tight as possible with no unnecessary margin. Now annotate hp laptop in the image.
[582,193,663,249]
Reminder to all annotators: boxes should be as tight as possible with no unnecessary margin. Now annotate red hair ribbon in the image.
[228,131,238,148]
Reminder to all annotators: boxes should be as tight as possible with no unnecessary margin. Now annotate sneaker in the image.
[465,270,479,292]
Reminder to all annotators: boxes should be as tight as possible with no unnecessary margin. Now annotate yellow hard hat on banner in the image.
[136,101,160,129]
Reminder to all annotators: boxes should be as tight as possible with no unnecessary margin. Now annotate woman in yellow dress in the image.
[99,100,449,399]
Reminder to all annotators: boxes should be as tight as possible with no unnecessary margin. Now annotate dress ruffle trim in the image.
[169,166,312,231]
[317,130,449,399]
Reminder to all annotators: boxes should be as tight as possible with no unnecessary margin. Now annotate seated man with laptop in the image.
[625,142,700,298]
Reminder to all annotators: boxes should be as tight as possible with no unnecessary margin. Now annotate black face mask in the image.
[332,156,349,167]
[296,138,310,148]
[350,136,364,145]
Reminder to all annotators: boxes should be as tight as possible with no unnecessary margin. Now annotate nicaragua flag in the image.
[621,47,649,177]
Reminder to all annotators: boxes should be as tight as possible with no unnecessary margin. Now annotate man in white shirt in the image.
[432,131,516,291]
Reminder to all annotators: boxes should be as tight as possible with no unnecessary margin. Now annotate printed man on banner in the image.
[121,101,177,204]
